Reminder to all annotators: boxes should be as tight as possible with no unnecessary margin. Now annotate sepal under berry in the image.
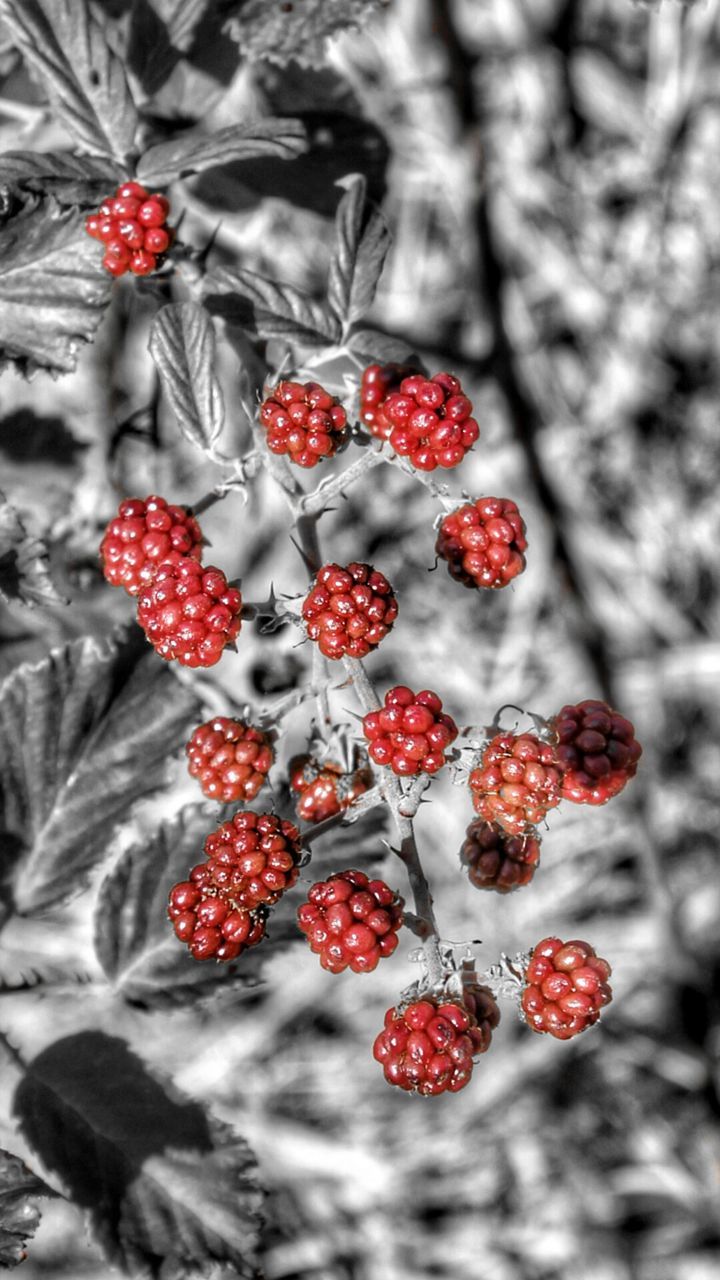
[297,869,403,973]
[460,818,541,893]
[469,733,562,835]
[100,495,203,595]
[521,936,612,1039]
[186,718,274,803]
[137,558,242,668]
[552,700,642,805]
[362,685,458,777]
[436,497,527,590]
[302,562,398,660]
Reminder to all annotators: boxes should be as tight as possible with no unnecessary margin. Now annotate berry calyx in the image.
[551,700,642,805]
[297,869,404,973]
[380,371,479,471]
[84,182,173,277]
[200,810,302,911]
[521,937,612,1039]
[360,362,419,440]
[137,558,242,668]
[373,996,491,1095]
[362,686,458,776]
[436,497,528,590]
[186,718,274,803]
[99,495,203,596]
[168,879,267,963]
[289,753,372,824]
[302,562,398,660]
[460,818,541,892]
[469,732,562,836]
[259,380,347,468]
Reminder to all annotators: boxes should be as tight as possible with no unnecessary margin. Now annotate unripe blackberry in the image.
[259,380,347,467]
[373,996,491,1095]
[362,685,458,777]
[360,362,418,440]
[461,982,501,1053]
[84,182,173,277]
[551,700,642,805]
[199,810,302,911]
[137,558,242,668]
[460,818,541,893]
[289,753,372,823]
[469,733,562,836]
[381,371,479,470]
[521,936,612,1039]
[302,562,398,660]
[436,497,527,589]
[99,495,203,595]
[186,718,274,803]
[297,869,404,973]
[168,878,266,962]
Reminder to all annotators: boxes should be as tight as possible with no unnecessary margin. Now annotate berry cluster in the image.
[380,372,479,470]
[186,718,274,803]
[297,869,403,973]
[362,686,458,776]
[553,700,642,805]
[168,879,267,963]
[373,996,495,1095]
[137,559,242,669]
[201,811,302,911]
[521,937,612,1039]
[85,181,172,277]
[460,818,541,893]
[99,495,203,596]
[289,753,372,824]
[436,497,527,590]
[469,733,562,836]
[260,381,347,467]
[302,562,398,660]
[360,362,417,440]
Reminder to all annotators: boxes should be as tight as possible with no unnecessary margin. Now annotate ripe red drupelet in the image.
[469,733,562,836]
[297,869,404,973]
[259,380,347,467]
[186,718,274,803]
[380,371,479,470]
[137,558,242,668]
[460,818,541,892]
[552,700,642,805]
[302,562,398,660]
[521,936,612,1039]
[362,686,458,777]
[436,497,528,590]
[199,810,302,911]
[167,879,266,963]
[373,996,492,1095]
[85,182,173,277]
[99,495,203,595]
[289,753,372,823]
[360,362,419,440]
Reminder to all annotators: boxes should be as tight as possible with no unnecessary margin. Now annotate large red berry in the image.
[362,686,458,777]
[302,562,398,660]
[436,497,527,589]
[289,753,372,823]
[460,818,541,893]
[551,700,642,805]
[168,878,266,963]
[198,810,302,911]
[373,996,491,1095]
[521,937,612,1039]
[100,495,203,595]
[297,869,403,973]
[186,718,274,803]
[137,558,242,668]
[381,371,479,471]
[84,182,173,277]
[360,362,419,440]
[469,733,562,836]
[259,381,347,467]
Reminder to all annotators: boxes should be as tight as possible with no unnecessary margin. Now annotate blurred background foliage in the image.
[1,0,719,1277]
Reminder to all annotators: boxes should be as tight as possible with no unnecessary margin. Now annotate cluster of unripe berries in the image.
[85,181,173,277]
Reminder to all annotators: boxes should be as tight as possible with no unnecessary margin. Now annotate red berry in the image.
[469,733,562,836]
[362,686,458,778]
[85,186,172,279]
[118,219,145,250]
[289,753,372,823]
[186,718,274,803]
[360,363,419,440]
[99,494,203,596]
[373,996,491,1095]
[137,557,242,668]
[200,810,302,911]
[436,497,527,590]
[297,869,403,973]
[137,197,169,227]
[521,937,612,1039]
[102,253,129,277]
[259,380,347,467]
[551,700,642,805]
[302,562,398,660]
[85,213,102,239]
[144,226,170,255]
[379,372,479,471]
[115,181,149,201]
[130,249,157,276]
[168,875,267,963]
[460,819,541,892]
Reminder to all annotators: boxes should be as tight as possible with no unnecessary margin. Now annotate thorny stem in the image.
[297,444,386,517]
[192,452,263,515]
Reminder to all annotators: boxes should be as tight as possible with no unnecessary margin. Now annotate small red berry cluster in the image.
[553,699,643,804]
[99,496,203,596]
[372,993,497,1095]
[186,718,274,804]
[469,732,563,837]
[360,362,417,439]
[521,937,612,1040]
[436,497,528,590]
[297,869,403,973]
[85,181,172,277]
[362,685,458,776]
[461,819,541,893]
[260,381,347,468]
[289,753,372,824]
[302,562,398,660]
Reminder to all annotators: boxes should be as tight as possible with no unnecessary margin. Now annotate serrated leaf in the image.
[328,175,390,329]
[347,327,418,364]
[14,1032,262,1278]
[0,150,120,193]
[204,267,341,349]
[0,628,203,915]
[138,118,307,187]
[225,0,384,69]
[0,1148,58,1269]
[149,303,224,455]
[127,0,208,97]
[0,198,112,376]
[0,491,68,609]
[0,0,138,163]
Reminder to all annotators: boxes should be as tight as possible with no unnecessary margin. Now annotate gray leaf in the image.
[328,174,390,328]
[0,1148,58,1269]
[204,267,341,349]
[0,491,68,609]
[149,303,225,455]
[138,118,306,187]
